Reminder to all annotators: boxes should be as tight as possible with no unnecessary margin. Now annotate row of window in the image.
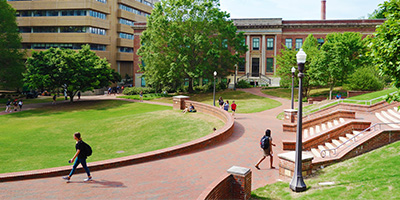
[119,18,135,26]
[119,47,134,53]
[96,0,107,3]
[251,38,306,51]
[16,10,106,19]
[24,43,106,51]
[136,0,154,8]
[285,39,303,50]
[119,32,134,40]
[19,26,106,35]
[237,57,274,73]
[119,4,150,17]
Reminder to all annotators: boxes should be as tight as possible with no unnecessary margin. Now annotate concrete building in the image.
[8,0,158,81]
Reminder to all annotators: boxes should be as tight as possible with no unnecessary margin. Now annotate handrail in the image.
[320,122,400,158]
[259,74,272,85]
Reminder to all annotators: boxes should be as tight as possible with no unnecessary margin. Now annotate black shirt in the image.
[75,140,87,159]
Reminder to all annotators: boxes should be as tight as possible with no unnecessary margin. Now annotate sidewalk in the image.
[0,89,294,199]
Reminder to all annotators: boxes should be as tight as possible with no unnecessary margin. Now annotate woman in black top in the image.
[63,132,92,182]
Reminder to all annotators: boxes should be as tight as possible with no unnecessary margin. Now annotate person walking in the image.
[218,97,224,109]
[5,99,11,112]
[77,91,81,100]
[223,100,229,112]
[52,95,56,104]
[231,101,237,118]
[63,132,92,182]
[139,91,143,102]
[255,129,276,170]
[18,100,23,111]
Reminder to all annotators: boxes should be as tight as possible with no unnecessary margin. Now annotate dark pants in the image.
[69,157,91,177]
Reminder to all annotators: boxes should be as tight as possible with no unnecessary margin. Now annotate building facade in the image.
[133,18,384,87]
[8,0,158,81]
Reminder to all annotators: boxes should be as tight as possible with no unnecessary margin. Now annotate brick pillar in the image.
[284,109,297,123]
[321,0,326,20]
[278,151,314,178]
[227,166,252,200]
[172,95,190,110]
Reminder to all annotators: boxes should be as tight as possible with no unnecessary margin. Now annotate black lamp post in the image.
[213,71,217,106]
[234,65,237,91]
[291,66,296,110]
[290,48,307,192]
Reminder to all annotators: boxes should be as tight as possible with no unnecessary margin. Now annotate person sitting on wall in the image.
[182,103,196,114]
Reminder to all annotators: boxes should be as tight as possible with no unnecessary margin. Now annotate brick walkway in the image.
[0,88,294,199]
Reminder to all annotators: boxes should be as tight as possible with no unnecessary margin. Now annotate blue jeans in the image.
[69,157,91,177]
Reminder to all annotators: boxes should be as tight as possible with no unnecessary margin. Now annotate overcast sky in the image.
[219,0,385,20]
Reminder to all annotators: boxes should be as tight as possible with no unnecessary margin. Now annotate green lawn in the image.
[251,141,400,200]
[0,96,68,105]
[151,90,282,113]
[0,100,224,173]
[261,87,344,100]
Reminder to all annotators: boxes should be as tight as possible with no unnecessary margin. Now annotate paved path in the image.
[0,88,294,199]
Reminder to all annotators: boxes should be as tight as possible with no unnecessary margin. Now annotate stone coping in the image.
[278,151,314,162]
[0,100,235,182]
[227,166,251,176]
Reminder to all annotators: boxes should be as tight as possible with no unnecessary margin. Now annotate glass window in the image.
[318,38,324,46]
[119,32,134,40]
[202,78,209,85]
[252,38,260,50]
[60,26,86,33]
[46,10,58,16]
[285,39,292,49]
[267,38,274,50]
[266,58,274,73]
[119,18,134,26]
[238,57,245,72]
[19,27,31,33]
[295,39,303,50]
[141,76,146,87]
[119,47,134,53]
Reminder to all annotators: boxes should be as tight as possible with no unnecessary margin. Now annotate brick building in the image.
[133,18,384,87]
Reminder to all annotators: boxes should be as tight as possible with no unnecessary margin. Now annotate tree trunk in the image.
[329,85,334,100]
[188,77,194,93]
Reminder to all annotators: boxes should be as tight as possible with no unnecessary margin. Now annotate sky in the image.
[219,0,385,20]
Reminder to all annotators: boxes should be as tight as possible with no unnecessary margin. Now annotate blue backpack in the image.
[260,136,270,149]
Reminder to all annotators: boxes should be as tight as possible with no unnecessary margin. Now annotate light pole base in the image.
[289,176,307,192]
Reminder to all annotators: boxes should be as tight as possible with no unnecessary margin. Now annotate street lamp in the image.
[290,48,307,192]
[213,71,217,106]
[291,66,296,110]
[234,65,237,91]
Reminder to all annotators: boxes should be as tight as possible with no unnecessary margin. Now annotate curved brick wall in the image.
[0,100,234,182]
[197,174,233,200]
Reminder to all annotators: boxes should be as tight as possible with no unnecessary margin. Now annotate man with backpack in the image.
[255,129,276,170]
[63,132,92,182]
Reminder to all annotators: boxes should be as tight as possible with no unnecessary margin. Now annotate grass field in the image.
[0,100,224,173]
[150,90,282,113]
[251,141,400,200]
[0,96,69,105]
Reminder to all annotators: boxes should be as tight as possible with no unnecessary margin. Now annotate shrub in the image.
[122,87,155,95]
[236,80,252,88]
[343,66,384,91]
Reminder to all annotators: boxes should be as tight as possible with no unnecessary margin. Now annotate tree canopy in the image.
[368,0,400,19]
[24,45,120,102]
[137,0,247,93]
[0,0,25,90]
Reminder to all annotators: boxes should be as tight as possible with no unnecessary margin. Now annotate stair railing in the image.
[320,122,400,158]
[259,74,272,85]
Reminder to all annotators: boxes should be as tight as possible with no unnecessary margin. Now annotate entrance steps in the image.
[303,118,346,139]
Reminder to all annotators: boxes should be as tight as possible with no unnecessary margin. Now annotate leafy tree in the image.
[308,32,369,99]
[0,0,25,90]
[368,0,400,19]
[24,45,120,102]
[276,34,320,99]
[138,0,247,93]
[343,66,384,91]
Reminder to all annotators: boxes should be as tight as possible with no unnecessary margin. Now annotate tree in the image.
[343,66,384,91]
[276,34,321,99]
[137,0,247,93]
[0,0,25,90]
[368,0,400,19]
[24,45,120,102]
[308,32,369,99]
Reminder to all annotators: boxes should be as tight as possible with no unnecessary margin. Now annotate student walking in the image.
[52,95,56,104]
[63,132,92,182]
[77,91,81,100]
[5,99,11,112]
[223,100,229,112]
[255,129,276,170]
[139,91,143,102]
[18,100,23,111]
[231,101,237,118]
[218,97,224,109]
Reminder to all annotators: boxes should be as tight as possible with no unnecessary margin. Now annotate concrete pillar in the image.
[172,95,190,110]
[261,35,266,75]
[321,0,326,20]
[227,166,252,200]
[246,35,250,75]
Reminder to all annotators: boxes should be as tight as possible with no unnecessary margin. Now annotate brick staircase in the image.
[303,118,346,139]
[375,107,400,128]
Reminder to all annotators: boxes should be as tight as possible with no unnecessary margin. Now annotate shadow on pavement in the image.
[68,179,127,188]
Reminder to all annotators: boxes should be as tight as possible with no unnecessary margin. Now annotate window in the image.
[19,27,31,33]
[252,38,260,50]
[60,26,86,33]
[238,57,245,72]
[266,58,274,73]
[267,38,274,50]
[119,4,150,17]
[89,27,106,35]
[96,0,107,3]
[203,79,209,85]
[46,10,58,16]
[119,33,134,40]
[318,38,324,46]
[295,39,303,50]
[89,10,106,19]
[119,47,133,53]
[285,39,292,49]
[32,10,46,17]
[119,18,134,26]
[141,76,146,87]
[32,27,58,33]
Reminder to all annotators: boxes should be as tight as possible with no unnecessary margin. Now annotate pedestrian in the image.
[218,97,224,109]
[5,99,11,112]
[52,95,56,104]
[231,100,237,118]
[223,100,229,112]
[18,100,23,111]
[255,129,276,170]
[139,91,143,102]
[13,98,18,111]
[63,132,92,182]
[77,91,81,100]
[108,87,112,95]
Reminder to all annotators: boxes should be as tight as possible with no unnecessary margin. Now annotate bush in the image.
[122,87,155,95]
[216,81,227,91]
[236,80,252,88]
[343,66,384,91]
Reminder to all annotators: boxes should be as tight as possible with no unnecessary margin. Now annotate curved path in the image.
[0,88,294,199]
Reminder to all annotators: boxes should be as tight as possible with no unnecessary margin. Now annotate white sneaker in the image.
[84,177,92,182]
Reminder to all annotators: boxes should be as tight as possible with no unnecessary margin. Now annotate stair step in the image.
[327,122,333,128]
[333,120,339,126]
[388,109,400,120]
[382,111,400,123]
[375,112,400,128]
[339,136,349,143]
[346,133,354,139]
[321,123,327,131]
[325,143,336,149]
[303,129,309,139]
[353,130,363,137]
[318,145,326,151]
[309,127,315,136]
[332,139,342,147]
[311,148,321,158]
[315,125,321,134]
[339,118,345,123]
